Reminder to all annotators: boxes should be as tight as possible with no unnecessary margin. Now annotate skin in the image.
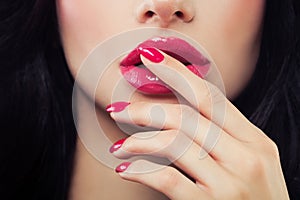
[56,0,290,199]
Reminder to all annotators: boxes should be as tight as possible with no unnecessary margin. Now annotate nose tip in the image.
[136,0,195,27]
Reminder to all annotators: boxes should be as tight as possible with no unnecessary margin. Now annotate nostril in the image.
[175,11,184,19]
[137,2,194,25]
[145,10,155,18]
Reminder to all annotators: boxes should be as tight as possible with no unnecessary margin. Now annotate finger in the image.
[116,160,213,200]
[112,130,233,190]
[140,47,262,142]
[110,102,243,163]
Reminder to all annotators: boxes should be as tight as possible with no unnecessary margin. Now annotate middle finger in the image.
[110,102,243,163]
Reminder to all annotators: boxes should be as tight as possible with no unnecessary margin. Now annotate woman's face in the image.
[56,0,265,106]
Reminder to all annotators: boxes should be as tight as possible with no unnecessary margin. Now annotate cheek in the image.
[219,0,265,43]
[57,0,101,76]
[56,0,131,76]
[198,0,265,98]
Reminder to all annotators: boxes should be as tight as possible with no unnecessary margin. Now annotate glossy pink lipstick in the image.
[120,37,210,94]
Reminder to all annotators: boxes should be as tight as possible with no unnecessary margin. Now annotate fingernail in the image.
[109,138,126,153]
[106,102,130,113]
[115,162,131,173]
[138,47,164,63]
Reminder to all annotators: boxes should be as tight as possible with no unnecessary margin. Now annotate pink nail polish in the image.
[138,47,165,63]
[109,138,126,153]
[115,162,131,173]
[106,102,130,113]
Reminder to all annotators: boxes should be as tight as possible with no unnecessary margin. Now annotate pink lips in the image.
[120,37,210,94]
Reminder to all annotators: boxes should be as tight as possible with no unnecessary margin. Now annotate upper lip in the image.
[120,37,210,67]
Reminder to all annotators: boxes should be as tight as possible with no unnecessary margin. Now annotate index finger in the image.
[140,47,262,142]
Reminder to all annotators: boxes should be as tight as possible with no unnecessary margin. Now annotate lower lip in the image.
[120,65,172,94]
[120,63,210,95]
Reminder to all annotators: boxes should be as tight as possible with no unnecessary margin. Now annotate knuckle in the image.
[132,115,151,128]
[209,83,225,100]
[122,138,141,154]
[158,167,180,191]
[129,102,151,126]
[179,104,198,119]
[169,104,197,128]
[264,139,280,160]
[231,185,249,199]
[124,131,178,155]
[169,105,184,123]
[164,130,190,159]
[180,104,195,114]
[160,130,178,144]
[195,82,226,112]
[155,131,178,155]
[241,153,265,179]
[215,180,249,200]
[255,128,280,160]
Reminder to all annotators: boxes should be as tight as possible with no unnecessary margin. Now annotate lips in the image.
[120,37,210,94]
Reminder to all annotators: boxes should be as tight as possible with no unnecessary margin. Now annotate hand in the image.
[108,48,289,200]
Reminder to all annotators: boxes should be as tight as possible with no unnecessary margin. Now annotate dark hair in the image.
[0,0,299,200]
[234,0,300,198]
[0,0,76,199]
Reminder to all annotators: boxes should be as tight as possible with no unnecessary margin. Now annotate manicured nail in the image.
[106,102,130,113]
[138,47,165,63]
[109,138,126,153]
[115,162,131,173]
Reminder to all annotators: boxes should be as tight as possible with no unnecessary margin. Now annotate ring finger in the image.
[111,129,234,191]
